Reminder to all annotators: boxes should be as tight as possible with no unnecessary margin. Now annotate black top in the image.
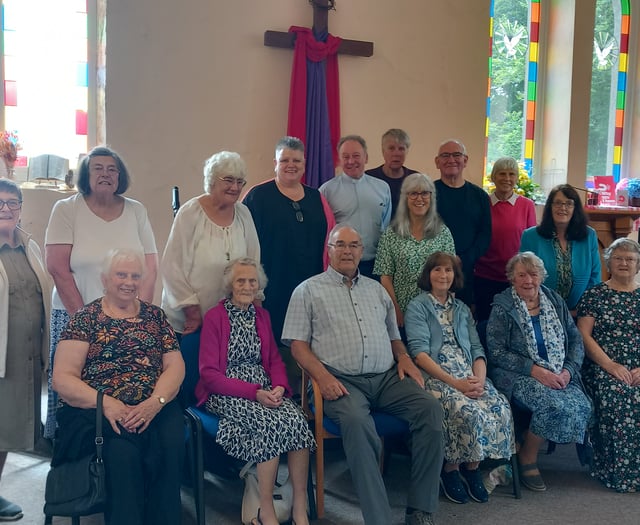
[244,180,328,342]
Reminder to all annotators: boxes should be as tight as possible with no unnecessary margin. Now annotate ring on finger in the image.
[140,418,146,423]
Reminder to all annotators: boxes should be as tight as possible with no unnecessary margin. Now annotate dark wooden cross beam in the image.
[264,0,373,57]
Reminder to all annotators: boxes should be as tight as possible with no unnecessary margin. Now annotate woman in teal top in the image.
[520,184,600,315]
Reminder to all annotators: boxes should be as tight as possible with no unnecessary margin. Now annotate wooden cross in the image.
[264,0,373,57]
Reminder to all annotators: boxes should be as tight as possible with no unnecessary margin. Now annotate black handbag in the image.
[43,391,107,517]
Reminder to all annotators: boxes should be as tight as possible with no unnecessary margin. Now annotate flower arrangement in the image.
[626,178,640,199]
[483,161,543,201]
[0,131,20,170]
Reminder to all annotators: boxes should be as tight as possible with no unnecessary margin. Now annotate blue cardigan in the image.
[404,292,486,365]
[520,226,601,310]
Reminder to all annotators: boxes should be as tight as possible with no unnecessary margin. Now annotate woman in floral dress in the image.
[578,237,640,492]
[405,252,514,505]
[374,173,455,330]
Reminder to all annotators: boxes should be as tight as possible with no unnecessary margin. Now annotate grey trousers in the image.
[323,367,444,525]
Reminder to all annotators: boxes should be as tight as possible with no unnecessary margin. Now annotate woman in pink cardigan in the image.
[195,258,315,525]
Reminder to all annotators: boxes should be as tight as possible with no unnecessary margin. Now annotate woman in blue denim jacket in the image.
[405,252,514,505]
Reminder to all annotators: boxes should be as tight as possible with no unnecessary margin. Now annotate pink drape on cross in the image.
[287,26,341,184]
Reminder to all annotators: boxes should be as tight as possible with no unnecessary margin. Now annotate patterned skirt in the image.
[205,363,315,464]
[425,343,514,464]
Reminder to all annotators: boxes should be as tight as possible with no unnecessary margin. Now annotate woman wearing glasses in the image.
[243,137,334,359]
[45,146,158,439]
[161,151,260,335]
[577,238,640,492]
[374,173,455,329]
[520,184,601,316]
[0,179,51,520]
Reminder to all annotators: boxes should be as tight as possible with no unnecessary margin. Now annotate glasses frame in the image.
[407,190,432,200]
[328,241,363,251]
[551,200,575,210]
[437,152,466,159]
[0,198,22,211]
[217,176,247,188]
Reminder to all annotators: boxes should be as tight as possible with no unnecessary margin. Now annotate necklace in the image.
[527,302,540,311]
[102,299,139,320]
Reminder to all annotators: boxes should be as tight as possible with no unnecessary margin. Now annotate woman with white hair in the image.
[161,151,260,335]
[196,258,314,525]
[374,173,455,328]
[486,251,591,493]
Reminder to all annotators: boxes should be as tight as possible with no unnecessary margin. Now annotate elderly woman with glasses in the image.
[45,145,158,439]
[577,238,640,492]
[161,151,260,335]
[520,184,601,316]
[374,173,454,329]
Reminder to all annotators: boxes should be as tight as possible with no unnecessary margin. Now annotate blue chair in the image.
[180,330,230,525]
[300,368,409,518]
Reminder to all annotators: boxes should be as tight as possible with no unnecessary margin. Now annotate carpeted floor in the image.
[3,440,639,525]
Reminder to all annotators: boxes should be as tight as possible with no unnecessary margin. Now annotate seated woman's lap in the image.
[512,376,592,444]
[103,401,183,525]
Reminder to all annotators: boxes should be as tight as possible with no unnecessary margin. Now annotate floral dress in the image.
[425,295,514,464]
[206,301,315,463]
[578,283,640,492]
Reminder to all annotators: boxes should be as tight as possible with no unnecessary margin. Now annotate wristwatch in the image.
[155,395,166,406]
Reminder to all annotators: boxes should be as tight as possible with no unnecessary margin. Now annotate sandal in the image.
[518,462,547,492]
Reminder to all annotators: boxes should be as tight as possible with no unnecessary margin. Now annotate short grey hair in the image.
[101,248,146,279]
[327,223,361,246]
[381,129,410,148]
[491,157,519,179]
[438,139,467,156]
[506,251,548,282]
[604,237,640,271]
[203,151,247,194]
[275,136,305,157]
[221,257,268,297]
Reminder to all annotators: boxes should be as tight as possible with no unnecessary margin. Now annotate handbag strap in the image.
[95,391,104,463]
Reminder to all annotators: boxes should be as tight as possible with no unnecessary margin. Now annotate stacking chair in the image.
[300,368,410,518]
[180,330,229,525]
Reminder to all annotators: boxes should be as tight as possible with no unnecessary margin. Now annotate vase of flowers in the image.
[0,131,20,179]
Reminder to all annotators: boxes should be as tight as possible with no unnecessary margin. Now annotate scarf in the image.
[511,287,565,373]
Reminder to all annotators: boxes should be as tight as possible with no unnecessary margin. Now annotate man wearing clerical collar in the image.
[319,135,391,278]
[282,225,443,525]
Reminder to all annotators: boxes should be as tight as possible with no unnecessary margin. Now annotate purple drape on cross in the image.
[287,26,341,188]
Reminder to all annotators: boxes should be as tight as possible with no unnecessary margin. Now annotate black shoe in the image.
[460,467,489,503]
[440,470,469,504]
[0,496,22,521]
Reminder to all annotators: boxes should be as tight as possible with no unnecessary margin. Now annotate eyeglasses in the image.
[552,200,575,210]
[291,201,304,222]
[611,255,638,264]
[328,241,363,251]
[437,152,465,159]
[91,164,119,175]
[217,176,247,188]
[408,191,432,200]
[0,199,22,211]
